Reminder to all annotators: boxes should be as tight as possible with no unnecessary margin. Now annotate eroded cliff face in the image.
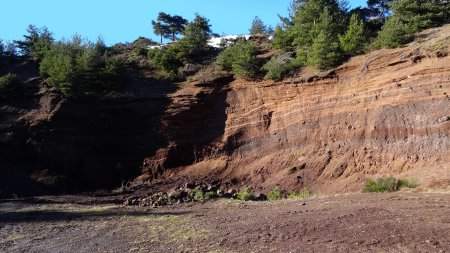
[139,26,450,194]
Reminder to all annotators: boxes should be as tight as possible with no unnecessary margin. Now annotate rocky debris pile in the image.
[123,182,268,207]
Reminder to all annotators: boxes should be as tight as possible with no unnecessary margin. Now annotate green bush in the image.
[216,41,261,79]
[235,186,253,201]
[133,46,148,57]
[362,175,418,193]
[148,44,185,76]
[398,178,419,189]
[0,73,21,97]
[267,186,282,201]
[39,36,127,98]
[190,189,217,201]
[263,53,300,81]
[131,37,157,57]
[287,187,311,200]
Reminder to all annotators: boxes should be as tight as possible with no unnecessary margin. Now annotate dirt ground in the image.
[0,192,449,253]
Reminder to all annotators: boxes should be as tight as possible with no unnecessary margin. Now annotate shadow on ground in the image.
[0,201,188,223]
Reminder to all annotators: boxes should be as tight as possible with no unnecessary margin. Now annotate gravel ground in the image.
[0,192,449,253]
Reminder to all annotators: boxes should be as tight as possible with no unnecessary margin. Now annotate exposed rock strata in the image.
[139,26,450,193]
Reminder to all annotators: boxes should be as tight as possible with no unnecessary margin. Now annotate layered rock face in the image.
[141,27,450,193]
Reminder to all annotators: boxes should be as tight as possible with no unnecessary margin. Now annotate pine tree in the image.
[307,9,343,70]
[390,0,450,30]
[151,12,188,42]
[367,0,394,21]
[181,14,212,57]
[272,26,294,50]
[308,30,342,70]
[291,0,345,64]
[14,25,53,60]
[0,39,3,56]
[339,14,368,55]
[249,16,267,35]
[376,15,414,48]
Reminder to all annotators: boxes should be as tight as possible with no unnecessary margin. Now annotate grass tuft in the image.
[267,186,282,201]
[235,186,253,201]
[363,176,419,193]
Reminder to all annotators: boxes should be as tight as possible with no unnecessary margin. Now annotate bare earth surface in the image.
[1,192,449,253]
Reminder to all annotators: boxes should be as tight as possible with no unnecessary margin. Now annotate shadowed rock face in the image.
[0,77,174,194]
[139,26,450,194]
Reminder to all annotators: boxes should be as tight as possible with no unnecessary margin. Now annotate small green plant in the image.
[298,187,311,199]
[287,187,311,200]
[203,191,217,200]
[267,186,282,201]
[363,176,398,192]
[398,178,419,189]
[0,73,21,97]
[190,189,217,201]
[363,175,418,193]
[235,186,253,201]
[263,54,298,81]
[287,191,298,200]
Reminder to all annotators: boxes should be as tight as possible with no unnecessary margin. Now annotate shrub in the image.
[216,41,260,79]
[287,187,311,200]
[398,178,418,189]
[263,53,298,81]
[190,189,217,201]
[298,187,311,199]
[362,175,419,192]
[235,186,253,201]
[148,44,186,78]
[267,186,282,201]
[0,73,21,97]
[133,46,148,57]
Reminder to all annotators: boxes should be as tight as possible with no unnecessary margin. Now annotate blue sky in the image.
[0,0,367,45]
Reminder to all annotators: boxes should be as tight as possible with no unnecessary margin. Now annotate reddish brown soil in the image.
[1,192,449,252]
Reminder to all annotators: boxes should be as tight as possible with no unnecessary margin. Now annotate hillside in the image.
[0,25,449,197]
[135,24,450,194]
